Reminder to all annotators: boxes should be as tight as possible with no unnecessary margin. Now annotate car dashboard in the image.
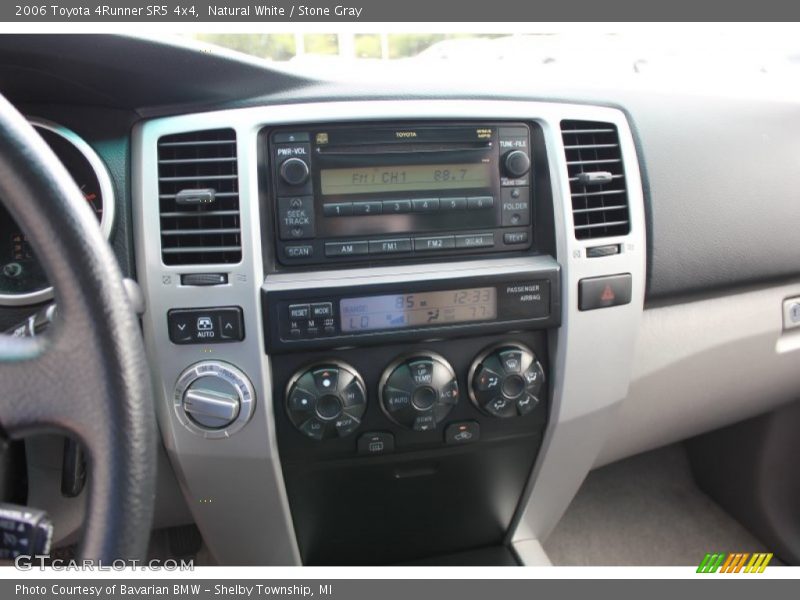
[2,34,800,566]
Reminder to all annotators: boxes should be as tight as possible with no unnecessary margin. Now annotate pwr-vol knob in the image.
[286,361,367,440]
[279,157,310,186]
[380,353,459,431]
[469,343,544,418]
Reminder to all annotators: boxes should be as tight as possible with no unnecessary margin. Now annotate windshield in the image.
[184,27,800,80]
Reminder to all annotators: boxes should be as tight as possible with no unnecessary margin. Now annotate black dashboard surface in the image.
[0,34,799,303]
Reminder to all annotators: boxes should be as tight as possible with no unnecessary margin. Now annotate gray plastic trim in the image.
[133,100,646,564]
[0,118,117,306]
[596,280,800,467]
[512,539,553,566]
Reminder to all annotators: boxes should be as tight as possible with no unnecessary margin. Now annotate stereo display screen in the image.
[340,287,497,333]
[320,162,492,196]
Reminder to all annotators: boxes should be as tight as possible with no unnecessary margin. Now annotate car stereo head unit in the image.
[268,122,534,266]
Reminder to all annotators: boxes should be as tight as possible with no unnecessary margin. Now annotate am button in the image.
[324,241,369,257]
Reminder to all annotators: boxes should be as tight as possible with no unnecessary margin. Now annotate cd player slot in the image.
[316,143,490,155]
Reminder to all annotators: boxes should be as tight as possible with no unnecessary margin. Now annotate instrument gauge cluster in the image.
[0,119,115,306]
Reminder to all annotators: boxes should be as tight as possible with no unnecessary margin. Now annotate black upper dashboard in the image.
[1,33,799,304]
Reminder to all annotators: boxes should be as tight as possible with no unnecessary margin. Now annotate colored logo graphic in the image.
[697,552,773,573]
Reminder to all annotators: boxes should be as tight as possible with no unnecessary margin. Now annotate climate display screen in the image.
[320,162,492,196]
[340,287,497,333]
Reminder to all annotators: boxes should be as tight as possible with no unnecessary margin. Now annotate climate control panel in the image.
[280,339,546,446]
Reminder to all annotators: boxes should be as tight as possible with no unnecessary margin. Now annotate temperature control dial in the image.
[286,361,367,440]
[469,343,544,418]
[380,353,459,431]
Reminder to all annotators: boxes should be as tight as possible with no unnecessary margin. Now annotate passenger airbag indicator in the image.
[498,280,550,319]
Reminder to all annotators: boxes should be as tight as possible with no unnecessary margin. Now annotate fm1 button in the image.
[358,432,395,455]
[445,421,480,445]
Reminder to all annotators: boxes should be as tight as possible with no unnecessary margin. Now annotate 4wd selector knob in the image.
[286,362,367,440]
[469,343,544,418]
[279,157,310,186]
[174,361,255,438]
[380,353,459,431]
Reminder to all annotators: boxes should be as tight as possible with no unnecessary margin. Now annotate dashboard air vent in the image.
[561,120,630,240]
[157,129,241,265]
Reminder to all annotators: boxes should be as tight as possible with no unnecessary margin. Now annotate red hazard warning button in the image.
[578,274,632,311]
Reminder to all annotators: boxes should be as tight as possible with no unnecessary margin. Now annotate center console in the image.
[259,120,558,563]
[133,100,646,565]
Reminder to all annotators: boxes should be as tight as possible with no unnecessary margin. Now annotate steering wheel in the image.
[0,94,156,560]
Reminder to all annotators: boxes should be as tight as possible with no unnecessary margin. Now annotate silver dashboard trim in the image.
[132,99,646,564]
[0,118,117,306]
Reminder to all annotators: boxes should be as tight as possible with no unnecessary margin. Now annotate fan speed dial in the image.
[286,361,367,440]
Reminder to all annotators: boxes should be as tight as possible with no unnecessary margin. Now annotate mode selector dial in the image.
[469,343,544,418]
[174,361,255,438]
[286,361,367,440]
[380,353,459,431]
[279,157,310,186]
[503,150,531,178]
